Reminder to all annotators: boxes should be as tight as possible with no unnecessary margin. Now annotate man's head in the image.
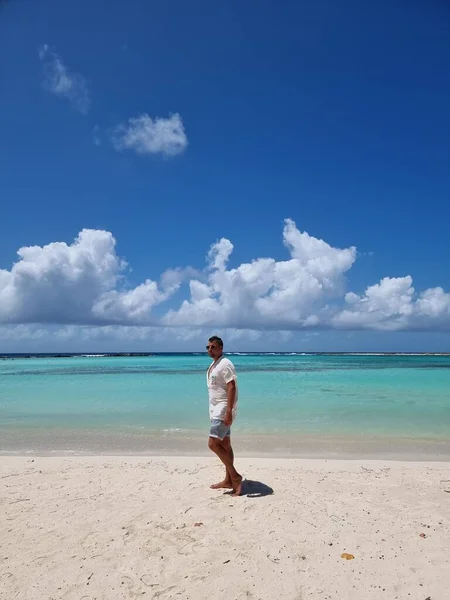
[206,335,223,360]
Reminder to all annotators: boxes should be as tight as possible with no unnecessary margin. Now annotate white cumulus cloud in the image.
[163,219,357,329]
[0,230,183,326]
[111,113,187,157]
[333,277,450,331]
[1,220,449,333]
[38,44,90,114]
[333,277,415,330]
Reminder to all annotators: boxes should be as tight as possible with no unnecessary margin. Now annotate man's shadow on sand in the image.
[224,479,274,498]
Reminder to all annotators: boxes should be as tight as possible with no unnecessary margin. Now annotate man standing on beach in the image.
[206,336,242,496]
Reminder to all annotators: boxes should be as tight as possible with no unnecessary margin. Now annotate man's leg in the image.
[208,436,242,495]
[210,436,233,489]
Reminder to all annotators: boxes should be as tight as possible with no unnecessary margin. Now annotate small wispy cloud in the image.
[111,113,188,157]
[38,44,90,115]
[93,125,101,146]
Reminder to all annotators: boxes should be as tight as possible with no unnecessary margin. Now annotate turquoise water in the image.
[1,354,450,441]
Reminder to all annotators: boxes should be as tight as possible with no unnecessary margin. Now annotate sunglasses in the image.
[206,345,218,350]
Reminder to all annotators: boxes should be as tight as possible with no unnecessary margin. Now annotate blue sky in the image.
[0,0,449,352]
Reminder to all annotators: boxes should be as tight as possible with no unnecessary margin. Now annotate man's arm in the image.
[224,380,236,426]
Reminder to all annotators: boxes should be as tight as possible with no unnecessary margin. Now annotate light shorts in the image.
[209,419,231,440]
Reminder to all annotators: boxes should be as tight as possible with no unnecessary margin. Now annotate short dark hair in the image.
[208,335,223,347]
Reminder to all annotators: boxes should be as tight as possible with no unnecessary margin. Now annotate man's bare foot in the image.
[210,480,233,490]
[231,476,243,496]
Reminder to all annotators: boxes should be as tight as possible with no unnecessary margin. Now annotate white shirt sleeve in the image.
[221,361,236,384]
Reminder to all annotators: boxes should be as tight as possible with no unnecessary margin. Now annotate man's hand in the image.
[224,411,233,426]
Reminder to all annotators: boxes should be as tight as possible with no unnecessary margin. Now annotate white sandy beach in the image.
[1,456,450,600]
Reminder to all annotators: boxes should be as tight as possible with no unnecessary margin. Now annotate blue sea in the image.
[1,353,450,456]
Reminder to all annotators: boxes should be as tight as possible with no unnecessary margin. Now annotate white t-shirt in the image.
[207,356,238,421]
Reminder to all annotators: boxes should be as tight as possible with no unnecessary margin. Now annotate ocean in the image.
[1,353,450,456]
